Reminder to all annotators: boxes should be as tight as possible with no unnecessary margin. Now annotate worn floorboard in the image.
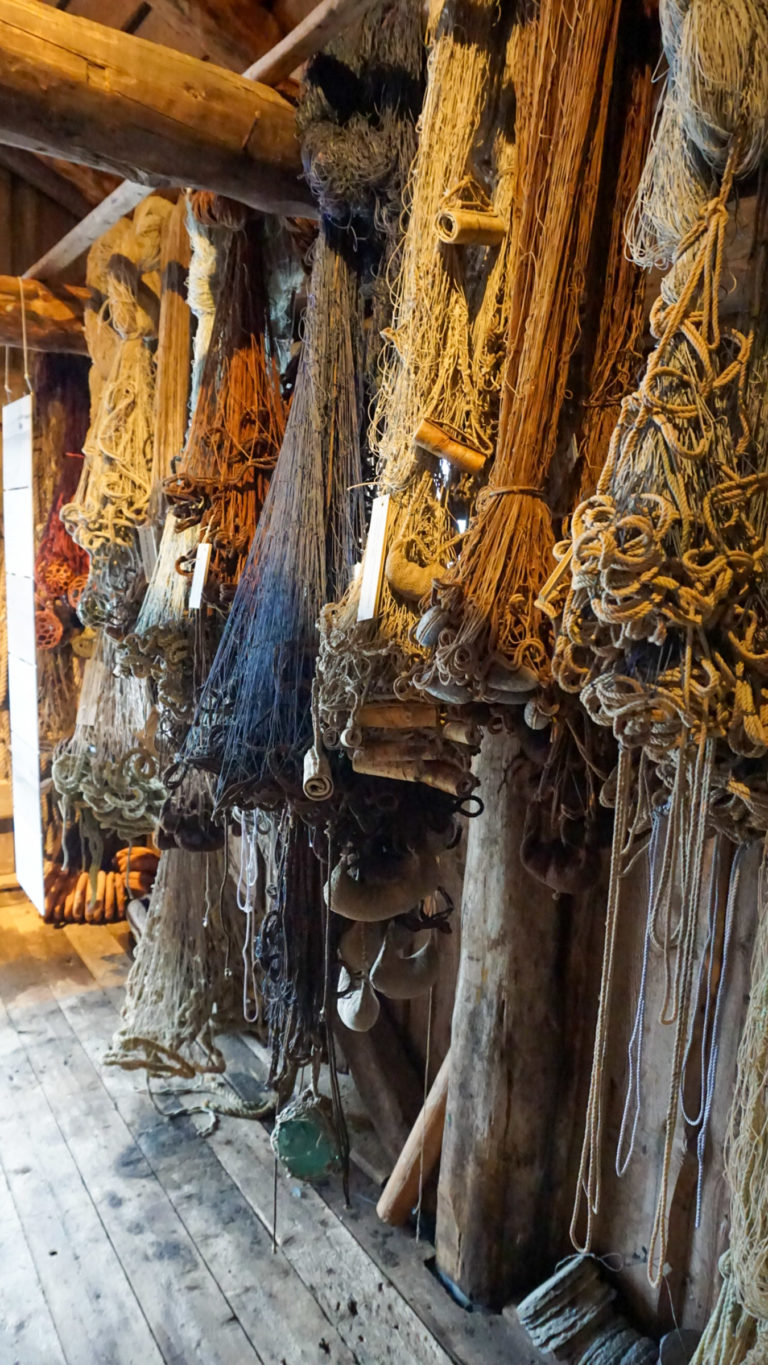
[0,893,536,1365]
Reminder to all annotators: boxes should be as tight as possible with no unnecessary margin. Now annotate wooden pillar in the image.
[436,728,564,1309]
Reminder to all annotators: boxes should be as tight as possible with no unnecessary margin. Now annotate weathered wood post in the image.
[436,728,564,1308]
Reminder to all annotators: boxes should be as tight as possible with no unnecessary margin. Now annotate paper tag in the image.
[79,660,106,727]
[137,523,159,580]
[189,540,211,611]
[357,494,392,622]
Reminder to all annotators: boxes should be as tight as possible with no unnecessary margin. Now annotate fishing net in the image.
[149,195,192,502]
[181,234,365,809]
[313,0,521,801]
[413,0,624,707]
[164,208,285,604]
[627,0,768,274]
[106,842,252,1079]
[62,198,173,635]
[52,631,165,868]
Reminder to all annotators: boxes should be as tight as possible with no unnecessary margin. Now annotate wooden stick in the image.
[435,206,506,246]
[356,702,440,730]
[413,417,487,475]
[0,0,311,218]
[243,0,380,85]
[377,1051,451,1226]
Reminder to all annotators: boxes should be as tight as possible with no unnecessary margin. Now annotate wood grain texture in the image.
[0,0,312,216]
[0,274,88,351]
[244,0,379,84]
[436,731,564,1309]
[144,0,282,68]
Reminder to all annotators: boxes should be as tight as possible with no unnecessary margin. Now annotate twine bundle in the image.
[106,844,249,1079]
[413,0,623,708]
[181,236,366,809]
[165,210,285,603]
[62,198,172,635]
[315,0,522,753]
[34,454,90,626]
[116,517,199,740]
[52,631,165,863]
[628,0,768,273]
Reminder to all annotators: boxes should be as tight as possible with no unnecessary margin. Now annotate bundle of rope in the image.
[105,843,252,1079]
[165,208,285,604]
[314,0,522,771]
[116,516,200,743]
[62,197,174,635]
[181,234,365,809]
[411,0,624,709]
[628,0,768,276]
[52,631,165,870]
[558,2,768,1288]
[34,454,90,651]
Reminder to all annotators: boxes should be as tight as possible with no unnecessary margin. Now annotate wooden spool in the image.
[435,206,506,247]
[413,416,487,475]
[356,701,440,730]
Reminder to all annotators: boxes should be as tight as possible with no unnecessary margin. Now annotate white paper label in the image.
[137,523,159,580]
[189,540,211,611]
[357,494,391,622]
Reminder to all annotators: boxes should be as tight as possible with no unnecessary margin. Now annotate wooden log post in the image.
[436,729,564,1309]
[0,276,87,353]
[0,0,312,218]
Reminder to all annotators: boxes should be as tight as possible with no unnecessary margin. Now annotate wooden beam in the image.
[376,1051,451,1227]
[24,0,367,281]
[0,146,91,219]
[143,0,282,71]
[244,0,379,84]
[32,156,122,209]
[0,276,87,353]
[0,0,311,218]
[24,182,150,282]
[436,730,564,1309]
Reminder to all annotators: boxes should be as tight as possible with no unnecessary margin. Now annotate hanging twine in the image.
[106,842,251,1080]
[413,0,624,705]
[314,0,523,758]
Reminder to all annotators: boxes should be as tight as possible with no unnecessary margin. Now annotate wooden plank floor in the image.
[0,891,539,1365]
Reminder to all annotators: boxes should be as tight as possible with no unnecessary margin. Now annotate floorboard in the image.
[0,894,539,1365]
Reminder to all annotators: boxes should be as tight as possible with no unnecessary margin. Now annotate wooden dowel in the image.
[377,1051,451,1226]
[356,702,440,729]
[414,416,487,475]
[435,206,506,247]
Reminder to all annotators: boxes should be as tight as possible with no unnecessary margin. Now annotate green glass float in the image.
[270,1088,343,1182]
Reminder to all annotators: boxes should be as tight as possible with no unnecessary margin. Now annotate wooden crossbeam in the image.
[24,0,374,281]
[0,0,312,219]
[0,276,88,353]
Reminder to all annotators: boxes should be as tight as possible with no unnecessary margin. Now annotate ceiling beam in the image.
[32,156,122,209]
[0,0,312,218]
[244,0,378,85]
[0,276,88,353]
[0,146,92,219]
[144,0,283,71]
[23,0,373,282]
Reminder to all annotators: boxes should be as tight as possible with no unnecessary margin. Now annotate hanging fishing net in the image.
[106,842,253,1079]
[165,207,285,604]
[52,631,165,867]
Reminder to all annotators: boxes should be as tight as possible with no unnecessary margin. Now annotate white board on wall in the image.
[3,394,44,913]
